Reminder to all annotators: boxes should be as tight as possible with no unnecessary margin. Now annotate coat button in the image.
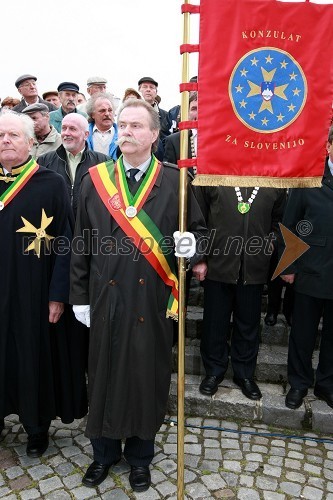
[139,278,145,285]
[138,316,144,323]
[109,279,116,286]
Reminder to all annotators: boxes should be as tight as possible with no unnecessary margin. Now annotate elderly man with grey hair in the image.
[0,111,87,456]
[38,113,110,216]
[22,102,61,159]
[86,92,119,159]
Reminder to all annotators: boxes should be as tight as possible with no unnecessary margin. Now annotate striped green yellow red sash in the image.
[89,158,179,320]
[0,158,39,211]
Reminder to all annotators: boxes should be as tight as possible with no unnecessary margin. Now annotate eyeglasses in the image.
[19,81,37,89]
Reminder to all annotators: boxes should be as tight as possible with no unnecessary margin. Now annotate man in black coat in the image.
[38,113,110,216]
[12,74,57,113]
[0,111,87,455]
[193,185,286,400]
[70,99,207,492]
[281,125,333,410]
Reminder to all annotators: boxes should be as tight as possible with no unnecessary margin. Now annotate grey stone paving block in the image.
[151,469,167,484]
[54,438,73,448]
[221,438,240,450]
[183,454,200,469]
[70,486,96,499]
[5,466,24,479]
[18,455,40,467]
[0,495,17,500]
[263,464,282,477]
[74,434,90,447]
[308,476,325,489]
[96,475,116,494]
[201,472,227,490]
[301,485,324,500]
[185,482,211,499]
[20,489,41,500]
[267,456,283,467]
[45,490,72,499]
[200,460,220,472]
[184,434,198,443]
[256,475,278,490]
[223,460,241,473]
[63,473,83,489]
[245,453,262,462]
[0,490,11,500]
[61,445,82,458]
[28,464,53,480]
[285,471,306,483]
[204,448,222,460]
[280,481,302,496]
[263,493,285,500]
[39,476,64,495]
[156,458,177,474]
[71,453,92,468]
[239,475,254,487]
[155,479,177,497]
[284,458,301,469]
[237,487,260,499]
[304,463,321,475]
[55,462,75,477]
[0,478,3,488]
[129,488,160,499]
[223,450,243,460]
[163,444,177,455]
[220,471,238,487]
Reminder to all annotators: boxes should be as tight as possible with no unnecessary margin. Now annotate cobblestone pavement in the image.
[1,414,333,499]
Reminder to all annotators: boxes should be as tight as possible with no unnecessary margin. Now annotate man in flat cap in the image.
[22,103,61,159]
[49,82,87,133]
[137,77,167,160]
[42,91,61,109]
[77,76,108,114]
[12,74,57,113]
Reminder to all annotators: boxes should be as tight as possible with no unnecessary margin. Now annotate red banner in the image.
[194,0,333,187]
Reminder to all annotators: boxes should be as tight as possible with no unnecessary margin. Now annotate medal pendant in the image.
[125,205,137,218]
[0,201,4,211]
[238,202,250,214]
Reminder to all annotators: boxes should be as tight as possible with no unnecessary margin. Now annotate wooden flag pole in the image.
[177,1,191,498]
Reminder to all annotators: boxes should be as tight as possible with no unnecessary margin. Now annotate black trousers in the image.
[91,436,155,467]
[288,291,333,390]
[201,279,263,379]
[0,418,50,435]
[267,245,294,316]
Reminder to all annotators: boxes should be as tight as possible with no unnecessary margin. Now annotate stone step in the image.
[167,373,333,434]
[172,342,320,385]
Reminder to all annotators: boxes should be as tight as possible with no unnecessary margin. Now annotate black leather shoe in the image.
[285,388,308,409]
[129,465,151,492]
[264,312,277,326]
[82,460,118,487]
[199,375,223,396]
[233,377,262,400]
[26,432,49,458]
[314,386,333,408]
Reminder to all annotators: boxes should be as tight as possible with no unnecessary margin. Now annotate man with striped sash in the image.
[0,111,87,456]
[70,99,207,492]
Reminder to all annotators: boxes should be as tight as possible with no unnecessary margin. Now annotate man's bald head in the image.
[61,113,89,155]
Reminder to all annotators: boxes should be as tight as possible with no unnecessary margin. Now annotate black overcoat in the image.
[0,163,87,426]
[281,162,333,300]
[70,161,207,440]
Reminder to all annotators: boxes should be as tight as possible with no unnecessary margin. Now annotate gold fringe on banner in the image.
[192,174,323,188]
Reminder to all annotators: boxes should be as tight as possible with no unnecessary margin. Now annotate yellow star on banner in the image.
[16,209,54,258]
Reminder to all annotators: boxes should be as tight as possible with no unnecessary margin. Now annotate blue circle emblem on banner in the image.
[229,47,307,133]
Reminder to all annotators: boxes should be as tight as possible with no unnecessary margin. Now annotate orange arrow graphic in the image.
[272,223,310,280]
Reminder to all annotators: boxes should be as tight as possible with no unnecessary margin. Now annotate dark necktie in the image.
[127,168,141,194]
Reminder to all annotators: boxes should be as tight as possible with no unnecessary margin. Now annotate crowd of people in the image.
[0,72,332,492]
